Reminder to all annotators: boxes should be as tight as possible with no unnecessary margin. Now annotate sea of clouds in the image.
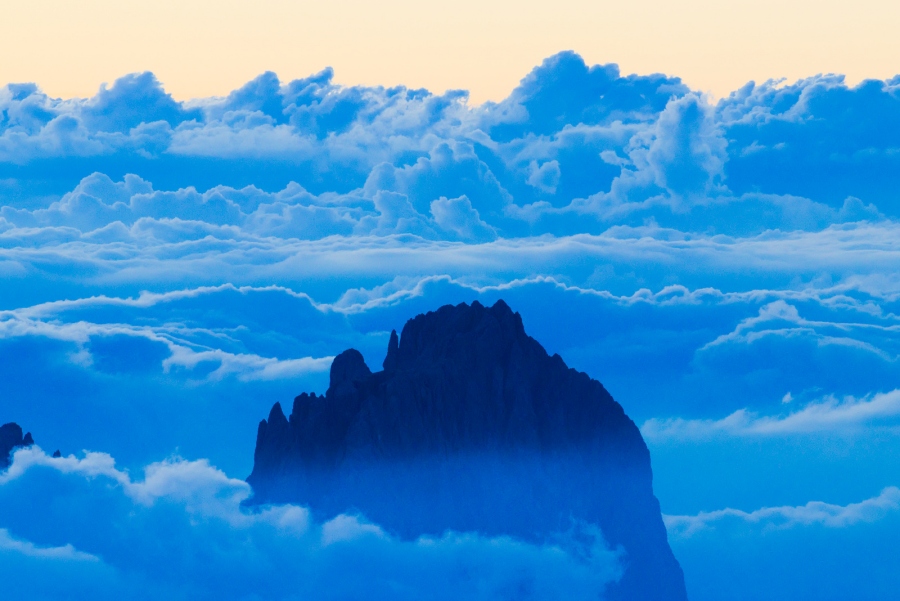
[3,51,900,599]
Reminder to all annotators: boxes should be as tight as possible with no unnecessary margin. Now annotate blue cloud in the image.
[483,51,688,140]
[721,75,900,210]
[0,448,622,601]
[82,72,201,133]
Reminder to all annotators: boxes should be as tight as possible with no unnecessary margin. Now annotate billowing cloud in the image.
[4,50,896,228]
[0,448,622,601]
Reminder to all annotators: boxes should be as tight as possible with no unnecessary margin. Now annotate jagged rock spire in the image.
[247,300,687,601]
[1,422,35,469]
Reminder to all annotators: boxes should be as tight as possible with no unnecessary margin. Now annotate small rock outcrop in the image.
[1,423,34,469]
[248,300,687,601]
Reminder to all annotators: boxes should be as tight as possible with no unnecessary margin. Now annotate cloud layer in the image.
[3,52,900,600]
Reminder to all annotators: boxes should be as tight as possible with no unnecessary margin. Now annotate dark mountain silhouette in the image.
[248,300,687,600]
[1,423,34,469]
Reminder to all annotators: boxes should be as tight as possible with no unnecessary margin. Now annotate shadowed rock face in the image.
[1,423,34,469]
[248,300,687,601]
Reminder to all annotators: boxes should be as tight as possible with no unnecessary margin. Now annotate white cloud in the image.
[526,160,561,193]
[430,195,497,241]
[665,486,900,538]
[0,308,332,382]
[0,529,99,562]
[642,389,900,440]
[702,300,900,351]
[162,346,333,381]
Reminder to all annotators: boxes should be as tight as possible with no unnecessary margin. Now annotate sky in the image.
[2,7,900,601]
[5,0,900,103]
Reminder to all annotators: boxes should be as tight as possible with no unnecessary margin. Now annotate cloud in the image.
[5,193,900,299]
[642,390,900,440]
[430,195,497,241]
[720,75,900,212]
[162,347,334,382]
[701,299,900,353]
[0,528,98,561]
[0,286,336,382]
[664,485,900,600]
[0,448,622,601]
[482,51,688,140]
[363,141,513,218]
[642,94,727,198]
[81,72,200,133]
[664,486,900,538]
[526,159,561,193]
[667,485,900,601]
[2,52,899,229]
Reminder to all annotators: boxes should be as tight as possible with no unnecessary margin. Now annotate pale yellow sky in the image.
[2,0,899,103]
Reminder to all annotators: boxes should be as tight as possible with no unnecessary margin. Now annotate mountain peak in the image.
[391,300,529,378]
[329,348,371,392]
[382,330,399,372]
[247,300,686,601]
[1,422,34,469]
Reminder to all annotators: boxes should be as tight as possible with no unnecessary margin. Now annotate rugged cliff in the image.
[1,423,34,469]
[248,300,686,600]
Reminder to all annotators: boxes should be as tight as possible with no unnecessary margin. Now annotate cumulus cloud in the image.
[3,61,894,250]
[162,347,333,382]
[0,448,622,601]
[481,51,688,140]
[598,93,727,207]
[719,75,900,212]
[430,195,497,241]
[3,51,893,233]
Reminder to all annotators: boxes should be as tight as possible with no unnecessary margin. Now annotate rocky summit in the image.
[1,422,34,469]
[248,300,687,601]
